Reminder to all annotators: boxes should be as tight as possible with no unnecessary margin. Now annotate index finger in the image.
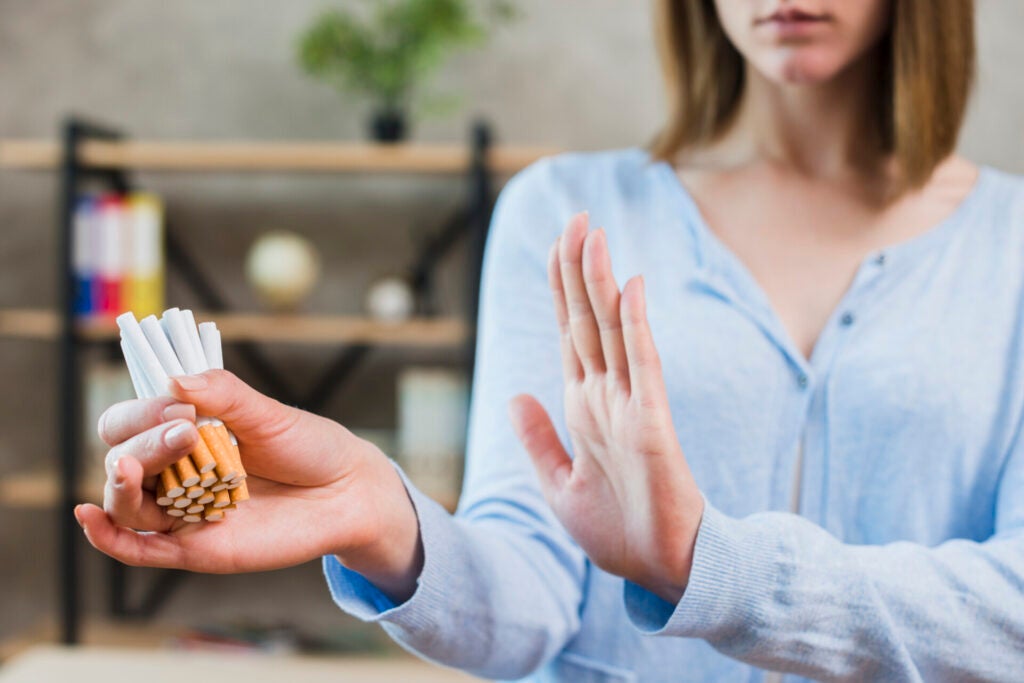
[99,398,196,447]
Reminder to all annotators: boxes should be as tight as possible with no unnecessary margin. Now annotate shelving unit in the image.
[0,309,468,346]
[0,139,555,174]
[0,119,555,645]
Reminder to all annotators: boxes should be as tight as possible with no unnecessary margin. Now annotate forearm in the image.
[324,464,587,679]
[626,502,1024,681]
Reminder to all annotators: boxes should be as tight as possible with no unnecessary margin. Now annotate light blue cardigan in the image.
[325,150,1024,682]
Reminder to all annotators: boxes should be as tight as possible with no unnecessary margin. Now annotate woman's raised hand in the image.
[77,370,423,601]
[509,212,704,602]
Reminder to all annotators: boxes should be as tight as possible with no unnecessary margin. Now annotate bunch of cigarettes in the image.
[116,309,249,523]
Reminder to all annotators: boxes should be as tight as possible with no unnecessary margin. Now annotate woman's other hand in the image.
[77,370,422,602]
[509,212,703,603]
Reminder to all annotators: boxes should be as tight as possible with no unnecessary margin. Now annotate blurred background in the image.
[0,1,1021,680]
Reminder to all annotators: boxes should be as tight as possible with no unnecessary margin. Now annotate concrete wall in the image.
[0,0,1021,646]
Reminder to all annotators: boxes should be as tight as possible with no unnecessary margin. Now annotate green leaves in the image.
[297,0,515,113]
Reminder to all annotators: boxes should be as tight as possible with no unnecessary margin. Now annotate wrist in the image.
[329,455,424,603]
[634,491,705,605]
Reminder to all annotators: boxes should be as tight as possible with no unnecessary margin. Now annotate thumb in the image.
[509,394,572,504]
[167,370,302,443]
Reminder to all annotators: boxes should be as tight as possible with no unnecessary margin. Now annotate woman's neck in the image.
[701,50,888,184]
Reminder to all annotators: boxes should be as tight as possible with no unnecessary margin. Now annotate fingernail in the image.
[170,374,207,392]
[113,459,127,486]
[164,421,195,449]
[74,505,84,527]
[162,402,195,423]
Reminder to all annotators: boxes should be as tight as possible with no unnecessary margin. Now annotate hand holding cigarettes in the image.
[118,309,248,522]
[75,326,425,601]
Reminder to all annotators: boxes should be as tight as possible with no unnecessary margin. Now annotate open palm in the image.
[509,213,705,600]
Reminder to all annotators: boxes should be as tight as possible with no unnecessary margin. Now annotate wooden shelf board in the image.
[0,471,103,508]
[0,470,457,513]
[0,140,557,174]
[0,309,469,347]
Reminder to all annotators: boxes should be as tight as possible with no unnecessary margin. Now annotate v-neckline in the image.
[649,154,990,368]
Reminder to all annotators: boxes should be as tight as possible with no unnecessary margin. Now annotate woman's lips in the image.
[755,8,832,37]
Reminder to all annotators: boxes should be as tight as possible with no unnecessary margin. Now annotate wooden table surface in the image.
[0,646,478,682]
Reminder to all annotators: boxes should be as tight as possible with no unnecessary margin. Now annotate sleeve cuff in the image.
[322,461,458,633]
[623,500,778,640]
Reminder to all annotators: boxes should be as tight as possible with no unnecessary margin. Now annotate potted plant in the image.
[298,0,515,143]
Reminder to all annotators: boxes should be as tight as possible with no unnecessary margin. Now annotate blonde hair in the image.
[651,0,976,189]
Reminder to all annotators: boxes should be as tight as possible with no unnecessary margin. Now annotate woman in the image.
[79,1,1024,680]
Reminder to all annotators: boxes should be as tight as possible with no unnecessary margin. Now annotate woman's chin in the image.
[755,51,850,87]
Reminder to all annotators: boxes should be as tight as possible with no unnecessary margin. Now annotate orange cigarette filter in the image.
[229,480,250,504]
[216,423,246,481]
[159,415,250,523]
[204,505,225,522]
[189,430,217,474]
[174,455,201,488]
[199,423,239,483]
[160,467,185,499]
[212,489,231,509]
[155,480,174,507]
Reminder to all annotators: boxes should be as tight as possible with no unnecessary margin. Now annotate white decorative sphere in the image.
[365,276,415,322]
[245,231,321,311]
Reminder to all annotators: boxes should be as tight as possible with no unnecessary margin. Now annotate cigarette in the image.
[229,481,249,504]
[203,505,225,522]
[189,427,217,474]
[199,423,239,482]
[118,311,252,524]
[121,334,193,517]
[117,313,170,396]
[215,422,245,477]
[139,315,185,376]
[198,321,238,446]
[182,310,209,372]
[121,339,155,400]
[199,322,223,370]
[159,468,186,499]
[154,480,174,507]
[212,489,231,509]
[174,455,201,488]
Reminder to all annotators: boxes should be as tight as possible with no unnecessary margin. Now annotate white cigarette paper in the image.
[182,310,209,373]
[121,339,154,399]
[162,308,204,375]
[140,315,185,376]
[117,313,170,397]
[198,322,223,370]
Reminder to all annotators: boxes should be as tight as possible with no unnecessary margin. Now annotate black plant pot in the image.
[370,109,408,143]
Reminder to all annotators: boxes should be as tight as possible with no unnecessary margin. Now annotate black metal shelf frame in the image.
[56,117,496,643]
